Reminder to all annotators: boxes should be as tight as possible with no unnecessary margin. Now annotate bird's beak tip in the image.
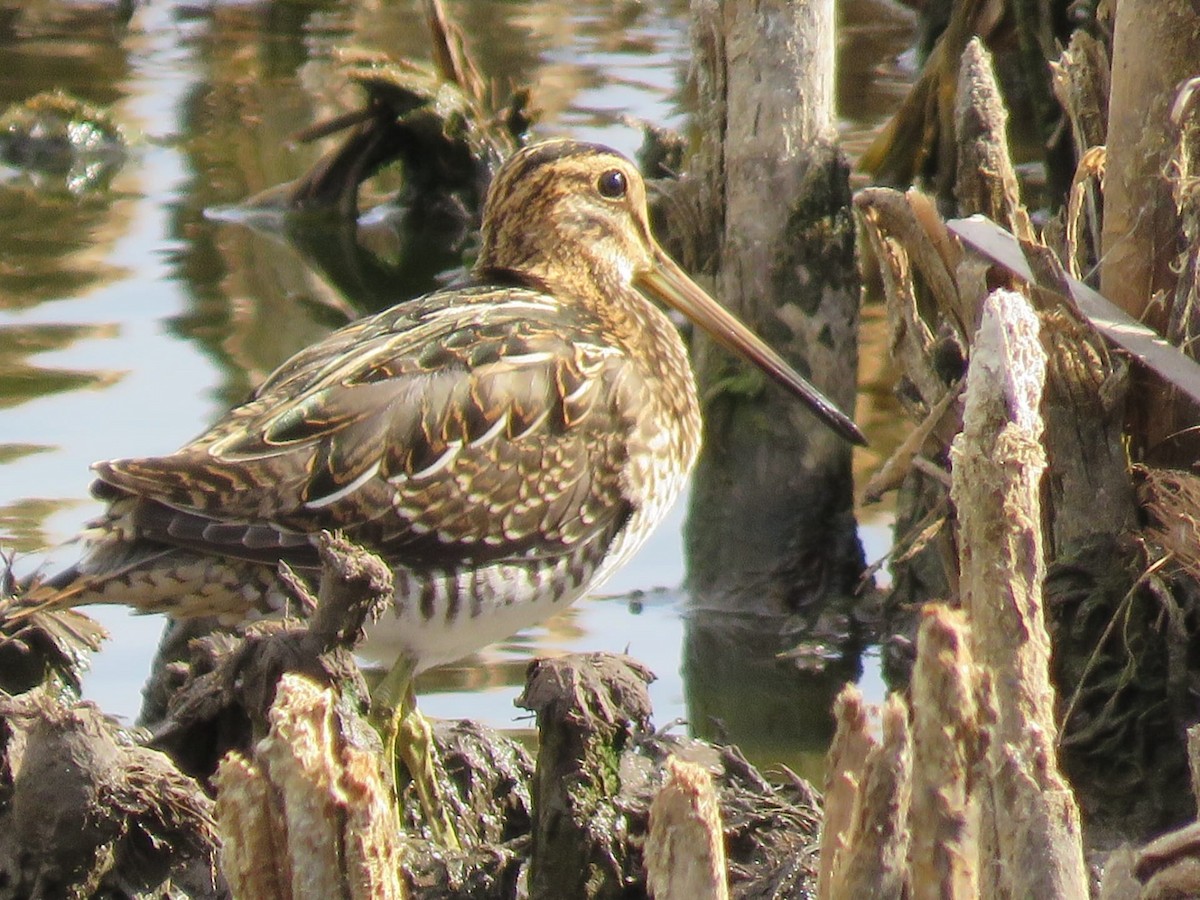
[638,258,865,448]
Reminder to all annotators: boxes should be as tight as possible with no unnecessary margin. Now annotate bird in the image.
[19,139,864,842]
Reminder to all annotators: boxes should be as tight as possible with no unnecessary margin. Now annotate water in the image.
[0,0,913,778]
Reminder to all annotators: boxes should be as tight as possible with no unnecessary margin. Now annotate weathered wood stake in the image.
[645,756,728,900]
[215,673,407,900]
[950,288,1087,899]
[908,605,982,900]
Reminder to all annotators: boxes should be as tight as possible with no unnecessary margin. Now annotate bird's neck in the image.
[584,278,702,445]
[474,259,699,419]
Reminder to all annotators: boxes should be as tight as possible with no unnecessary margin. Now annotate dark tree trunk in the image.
[684,0,862,619]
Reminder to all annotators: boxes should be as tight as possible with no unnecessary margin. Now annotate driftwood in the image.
[147,536,534,896]
[954,39,1033,242]
[0,563,214,896]
[847,17,1200,886]
[866,0,1086,205]
[215,673,406,900]
[246,0,528,221]
[145,532,391,781]
[1049,29,1109,275]
[0,580,104,698]
[0,4,865,897]
[816,686,873,900]
[858,19,1200,840]
[1100,0,1199,323]
[519,653,656,899]
[1100,0,1200,462]
[16,3,1200,897]
[1,535,827,899]
[213,0,533,322]
[907,605,982,900]
[823,693,911,899]
[517,652,822,900]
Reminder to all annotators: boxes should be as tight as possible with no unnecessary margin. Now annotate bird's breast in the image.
[591,312,702,588]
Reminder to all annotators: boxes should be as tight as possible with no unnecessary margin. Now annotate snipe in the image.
[22,139,863,843]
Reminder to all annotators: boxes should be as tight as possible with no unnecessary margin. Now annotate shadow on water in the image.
[208,199,475,311]
[683,608,864,785]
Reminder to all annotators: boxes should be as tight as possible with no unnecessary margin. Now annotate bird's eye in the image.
[597,168,627,199]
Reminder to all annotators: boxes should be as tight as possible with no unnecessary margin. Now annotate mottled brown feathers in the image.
[37,141,711,640]
[97,288,642,570]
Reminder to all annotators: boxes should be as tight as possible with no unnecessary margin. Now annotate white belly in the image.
[361,466,691,674]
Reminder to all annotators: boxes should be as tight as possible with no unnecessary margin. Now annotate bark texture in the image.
[1100,0,1200,459]
[645,756,728,900]
[215,673,407,900]
[817,685,873,900]
[950,289,1087,899]
[685,0,861,615]
[908,605,982,900]
[826,695,911,899]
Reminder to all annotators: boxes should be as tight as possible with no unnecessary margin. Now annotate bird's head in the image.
[476,140,865,445]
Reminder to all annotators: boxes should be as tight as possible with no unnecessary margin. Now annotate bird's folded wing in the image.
[94,289,642,569]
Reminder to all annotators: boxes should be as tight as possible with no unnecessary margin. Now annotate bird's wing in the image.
[94,286,645,569]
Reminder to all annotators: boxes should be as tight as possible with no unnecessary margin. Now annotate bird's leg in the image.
[370,657,461,850]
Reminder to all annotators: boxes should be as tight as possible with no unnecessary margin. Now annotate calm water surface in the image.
[0,0,913,781]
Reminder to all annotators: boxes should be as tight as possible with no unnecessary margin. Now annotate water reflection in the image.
[0,494,83,555]
[0,176,131,305]
[683,610,863,785]
[0,315,124,551]
[0,4,136,553]
[0,321,123,407]
[0,4,132,109]
[837,0,918,166]
[0,0,914,781]
[162,0,692,404]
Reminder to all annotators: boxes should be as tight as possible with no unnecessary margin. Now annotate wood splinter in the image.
[645,755,729,900]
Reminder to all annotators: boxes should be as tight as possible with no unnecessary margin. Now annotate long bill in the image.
[637,249,867,446]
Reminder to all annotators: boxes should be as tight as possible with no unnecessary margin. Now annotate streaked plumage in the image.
[30,140,863,674]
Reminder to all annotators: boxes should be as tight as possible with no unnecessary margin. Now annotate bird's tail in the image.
[7,548,157,616]
[0,557,108,658]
